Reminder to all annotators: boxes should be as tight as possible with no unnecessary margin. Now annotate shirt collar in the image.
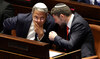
[67,14,74,29]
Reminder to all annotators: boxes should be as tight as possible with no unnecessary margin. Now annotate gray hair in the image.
[32,2,48,13]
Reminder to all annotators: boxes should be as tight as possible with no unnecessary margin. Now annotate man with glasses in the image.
[3,2,55,47]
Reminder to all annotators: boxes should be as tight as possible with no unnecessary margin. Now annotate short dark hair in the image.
[51,3,72,17]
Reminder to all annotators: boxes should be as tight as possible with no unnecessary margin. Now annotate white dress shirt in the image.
[90,0,95,5]
[67,14,74,33]
[90,0,100,5]
[27,21,35,40]
[27,21,44,41]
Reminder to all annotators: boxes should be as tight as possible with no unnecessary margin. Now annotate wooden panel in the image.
[0,33,49,59]
[12,4,32,15]
[85,18,100,25]
[0,50,39,59]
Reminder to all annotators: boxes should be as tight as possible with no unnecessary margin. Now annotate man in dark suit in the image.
[3,2,55,48]
[49,3,95,57]
[0,0,14,32]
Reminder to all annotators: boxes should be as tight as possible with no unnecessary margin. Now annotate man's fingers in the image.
[49,31,53,35]
[34,21,38,27]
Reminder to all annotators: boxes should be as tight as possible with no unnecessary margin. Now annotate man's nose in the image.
[37,18,41,22]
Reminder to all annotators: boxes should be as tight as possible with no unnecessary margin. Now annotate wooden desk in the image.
[50,49,81,59]
[0,33,49,59]
[0,34,81,59]
[0,49,39,59]
[0,49,81,59]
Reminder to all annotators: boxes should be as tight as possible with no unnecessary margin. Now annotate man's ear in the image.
[60,14,64,18]
[60,14,65,20]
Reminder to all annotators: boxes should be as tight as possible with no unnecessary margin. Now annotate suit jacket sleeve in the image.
[54,23,86,50]
[3,16,17,35]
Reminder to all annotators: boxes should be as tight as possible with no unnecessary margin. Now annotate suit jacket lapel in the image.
[68,12,77,40]
[23,13,33,38]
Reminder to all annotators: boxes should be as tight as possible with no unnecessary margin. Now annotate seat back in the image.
[89,24,100,59]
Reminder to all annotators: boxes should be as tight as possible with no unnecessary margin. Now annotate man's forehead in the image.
[33,11,46,17]
[33,10,46,14]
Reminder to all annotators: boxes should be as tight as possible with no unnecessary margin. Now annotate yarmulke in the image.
[34,2,47,8]
[54,4,66,8]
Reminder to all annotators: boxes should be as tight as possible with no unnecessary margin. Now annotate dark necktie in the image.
[64,26,69,51]
[66,26,69,40]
